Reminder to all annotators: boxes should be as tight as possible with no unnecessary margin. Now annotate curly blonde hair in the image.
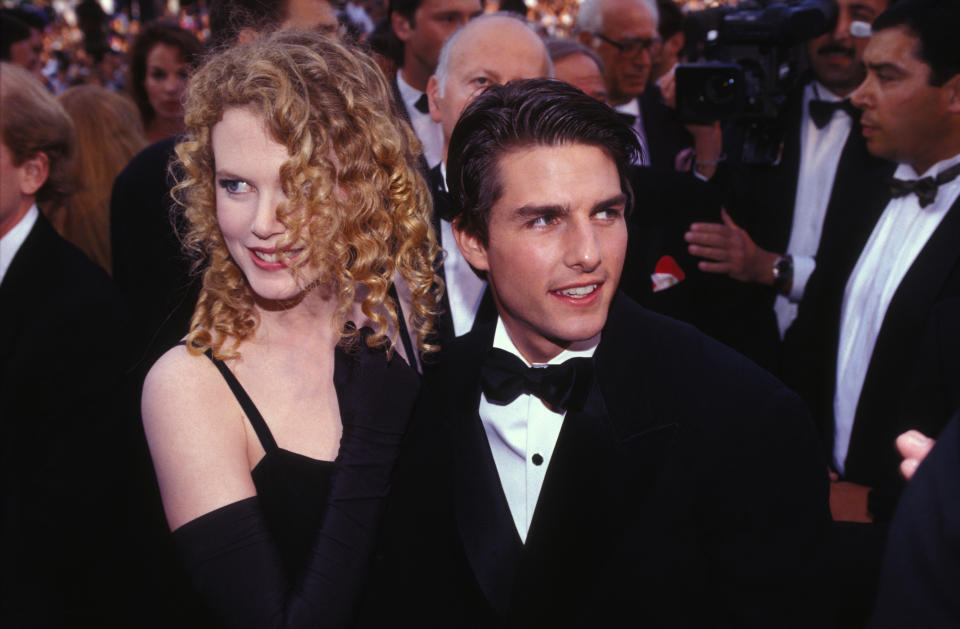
[174,30,440,360]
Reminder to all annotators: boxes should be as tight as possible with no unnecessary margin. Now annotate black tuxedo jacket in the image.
[0,214,132,625]
[110,136,200,380]
[783,191,960,503]
[711,85,895,374]
[361,295,831,627]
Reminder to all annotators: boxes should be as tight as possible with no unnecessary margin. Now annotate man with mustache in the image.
[782,0,960,623]
[685,0,892,344]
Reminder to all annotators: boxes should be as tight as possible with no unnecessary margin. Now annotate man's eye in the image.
[594,208,622,220]
[471,76,491,88]
[529,215,558,228]
[218,179,253,194]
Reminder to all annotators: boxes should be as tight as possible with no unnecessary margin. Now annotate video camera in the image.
[675,0,838,164]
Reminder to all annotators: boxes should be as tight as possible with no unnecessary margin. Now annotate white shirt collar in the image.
[896,152,960,181]
[491,317,599,367]
[0,204,39,286]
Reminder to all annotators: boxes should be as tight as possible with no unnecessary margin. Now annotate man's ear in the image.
[945,73,960,114]
[427,75,443,124]
[19,152,49,197]
[391,12,413,43]
[235,27,261,46]
[452,218,489,272]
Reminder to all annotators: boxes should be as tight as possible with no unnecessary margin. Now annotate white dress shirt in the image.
[833,153,960,474]
[439,162,487,336]
[0,204,38,285]
[614,98,650,167]
[396,72,444,170]
[774,82,854,337]
[479,319,599,541]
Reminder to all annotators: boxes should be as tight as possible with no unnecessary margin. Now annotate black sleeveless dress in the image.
[172,337,419,628]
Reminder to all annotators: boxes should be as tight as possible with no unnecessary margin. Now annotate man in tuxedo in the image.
[779,0,960,622]
[424,12,552,343]
[362,78,830,627]
[0,62,130,626]
[685,0,893,341]
[576,0,693,169]
[784,0,960,527]
[388,0,481,170]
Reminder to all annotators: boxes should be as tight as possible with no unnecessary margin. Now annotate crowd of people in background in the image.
[2,0,960,627]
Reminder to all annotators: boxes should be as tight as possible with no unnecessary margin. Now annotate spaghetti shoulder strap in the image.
[201,348,279,452]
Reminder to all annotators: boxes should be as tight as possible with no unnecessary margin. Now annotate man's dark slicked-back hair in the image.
[389,0,424,23]
[447,78,640,246]
[873,0,960,86]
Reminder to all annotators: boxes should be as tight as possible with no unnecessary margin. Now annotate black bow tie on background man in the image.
[808,98,860,129]
[481,348,594,413]
[890,161,960,209]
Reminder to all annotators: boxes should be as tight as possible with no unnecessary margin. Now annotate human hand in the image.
[685,209,777,284]
[896,430,936,481]
[829,478,873,523]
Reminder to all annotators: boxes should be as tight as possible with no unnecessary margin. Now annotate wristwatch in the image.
[772,254,793,295]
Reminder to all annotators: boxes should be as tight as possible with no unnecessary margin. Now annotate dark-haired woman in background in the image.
[128,21,203,143]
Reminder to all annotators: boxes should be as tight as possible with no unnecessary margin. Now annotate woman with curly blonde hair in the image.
[141,30,440,628]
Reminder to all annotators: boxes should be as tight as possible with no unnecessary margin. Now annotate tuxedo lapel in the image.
[846,195,960,473]
[450,324,523,618]
[391,75,412,125]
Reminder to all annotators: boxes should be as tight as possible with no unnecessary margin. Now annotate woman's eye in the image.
[218,179,252,194]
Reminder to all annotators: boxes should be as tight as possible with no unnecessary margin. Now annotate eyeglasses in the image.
[595,33,662,56]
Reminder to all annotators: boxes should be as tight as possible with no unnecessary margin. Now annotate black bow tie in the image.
[414,93,429,114]
[480,347,593,413]
[617,111,637,126]
[808,99,859,129]
[890,162,960,208]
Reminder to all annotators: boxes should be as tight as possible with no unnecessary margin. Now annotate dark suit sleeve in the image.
[870,414,960,628]
[701,385,833,628]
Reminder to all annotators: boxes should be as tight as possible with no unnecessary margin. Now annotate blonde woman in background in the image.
[43,85,147,273]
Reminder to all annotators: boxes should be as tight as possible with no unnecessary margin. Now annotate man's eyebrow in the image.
[866,61,907,76]
[594,193,628,211]
[512,203,569,219]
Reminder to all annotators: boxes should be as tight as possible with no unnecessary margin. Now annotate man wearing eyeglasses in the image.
[577,0,689,169]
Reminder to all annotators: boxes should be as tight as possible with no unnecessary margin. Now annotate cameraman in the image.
[684,0,893,340]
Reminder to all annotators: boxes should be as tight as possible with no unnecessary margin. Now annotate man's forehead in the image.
[282,0,338,31]
[418,0,481,16]
[865,26,924,70]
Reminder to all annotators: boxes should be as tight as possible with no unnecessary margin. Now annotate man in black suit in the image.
[783,0,960,527]
[362,78,830,627]
[0,62,130,627]
[388,0,481,171]
[685,0,893,347]
[423,12,552,343]
[576,0,693,170]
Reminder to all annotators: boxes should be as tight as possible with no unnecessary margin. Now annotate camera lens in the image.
[704,74,736,106]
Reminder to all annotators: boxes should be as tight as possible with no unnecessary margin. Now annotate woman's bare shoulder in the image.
[142,344,256,529]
